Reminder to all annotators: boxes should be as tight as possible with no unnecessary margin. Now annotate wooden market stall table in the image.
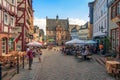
[106,61,120,75]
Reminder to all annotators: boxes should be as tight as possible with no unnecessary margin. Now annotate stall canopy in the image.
[65,39,85,44]
[85,40,97,44]
[26,41,42,47]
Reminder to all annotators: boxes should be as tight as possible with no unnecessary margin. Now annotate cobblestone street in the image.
[35,49,115,80]
[11,48,115,80]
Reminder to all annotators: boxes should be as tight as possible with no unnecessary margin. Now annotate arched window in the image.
[2,38,7,54]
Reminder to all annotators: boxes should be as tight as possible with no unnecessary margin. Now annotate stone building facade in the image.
[39,29,44,42]
[46,16,70,45]
[108,0,120,58]
[88,1,94,39]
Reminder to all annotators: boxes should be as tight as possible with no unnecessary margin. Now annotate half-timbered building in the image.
[0,0,17,55]
[14,0,34,51]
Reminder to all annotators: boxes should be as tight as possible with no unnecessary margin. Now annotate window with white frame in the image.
[10,17,14,26]
[2,38,6,54]
[4,14,8,25]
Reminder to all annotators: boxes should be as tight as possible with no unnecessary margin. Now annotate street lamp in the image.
[16,48,20,74]
[100,26,108,55]
[0,62,2,80]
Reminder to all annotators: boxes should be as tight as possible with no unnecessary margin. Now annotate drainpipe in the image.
[107,0,109,37]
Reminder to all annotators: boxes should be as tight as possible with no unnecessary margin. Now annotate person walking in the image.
[27,48,33,70]
[38,49,42,62]
[82,46,90,60]
[99,43,104,55]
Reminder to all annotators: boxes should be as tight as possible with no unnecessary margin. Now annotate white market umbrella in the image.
[26,41,42,47]
[85,40,97,44]
[65,39,85,44]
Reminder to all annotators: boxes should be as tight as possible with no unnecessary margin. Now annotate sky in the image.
[33,0,94,33]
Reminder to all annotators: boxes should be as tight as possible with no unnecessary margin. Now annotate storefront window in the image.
[116,29,119,51]
[111,28,119,51]
[2,38,6,54]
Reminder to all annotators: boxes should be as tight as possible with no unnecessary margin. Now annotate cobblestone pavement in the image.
[35,49,115,80]
[11,57,41,80]
[11,48,115,80]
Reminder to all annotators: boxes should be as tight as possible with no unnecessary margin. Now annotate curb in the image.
[93,55,106,66]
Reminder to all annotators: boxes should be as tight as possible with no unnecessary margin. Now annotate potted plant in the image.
[105,57,114,61]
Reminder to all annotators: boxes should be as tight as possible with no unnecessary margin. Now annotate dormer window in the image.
[12,0,14,4]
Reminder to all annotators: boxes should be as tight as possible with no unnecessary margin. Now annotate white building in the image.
[93,0,108,39]
[71,27,79,39]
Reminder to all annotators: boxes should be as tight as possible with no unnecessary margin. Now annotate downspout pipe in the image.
[107,0,109,37]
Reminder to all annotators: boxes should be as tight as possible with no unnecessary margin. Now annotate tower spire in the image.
[56,15,59,19]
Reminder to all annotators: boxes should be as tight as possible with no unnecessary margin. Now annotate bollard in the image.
[17,54,19,74]
[0,62,2,80]
[22,55,24,69]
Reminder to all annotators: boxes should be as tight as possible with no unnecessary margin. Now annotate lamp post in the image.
[100,26,108,55]
[22,52,24,69]
[16,49,20,74]
[0,62,2,80]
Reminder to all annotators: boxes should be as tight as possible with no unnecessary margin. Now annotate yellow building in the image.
[78,22,92,40]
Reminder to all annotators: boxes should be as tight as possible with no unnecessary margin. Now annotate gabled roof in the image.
[71,27,78,32]
[79,22,88,30]
[46,18,69,31]
[39,29,44,34]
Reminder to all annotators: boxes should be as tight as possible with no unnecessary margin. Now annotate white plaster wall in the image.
[93,0,108,37]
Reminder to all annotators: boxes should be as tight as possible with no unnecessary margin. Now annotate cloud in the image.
[34,17,46,33]
[34,18,86,34]
[69,18,86,26]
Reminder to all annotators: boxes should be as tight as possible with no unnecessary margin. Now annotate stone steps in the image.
[2,69,16,80]
[93,55,106,66]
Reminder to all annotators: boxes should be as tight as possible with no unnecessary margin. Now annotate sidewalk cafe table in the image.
[106,61,120,74]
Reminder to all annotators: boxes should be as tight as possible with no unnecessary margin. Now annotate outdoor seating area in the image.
[61,39,96,61]
[106,60,120,79]
[77,52,92,61]
[0,51,17,67]
[61,45,93,60]
[0,51,27,79]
